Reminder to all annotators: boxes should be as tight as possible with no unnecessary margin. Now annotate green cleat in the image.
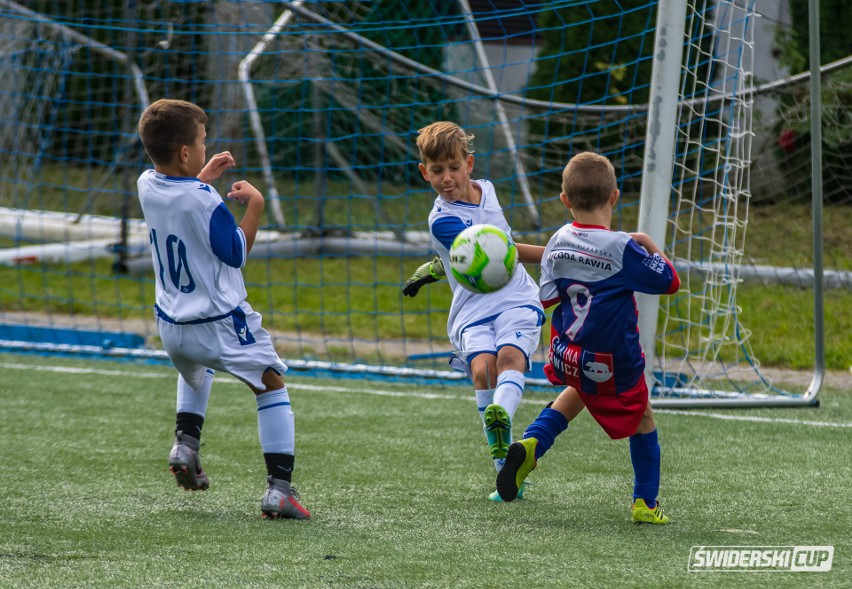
[496,438,538,502]
[483,404,511,460]
[631,498,671,524]
[488,482,526,502]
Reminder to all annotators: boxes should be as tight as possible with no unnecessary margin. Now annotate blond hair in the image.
[561,152,617,211]
[138,99,207,166]
[416,121,474,163]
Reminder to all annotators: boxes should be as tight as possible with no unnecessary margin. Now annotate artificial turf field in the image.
[0,354,848,588]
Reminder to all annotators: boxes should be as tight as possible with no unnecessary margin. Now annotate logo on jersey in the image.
[515,330,523,339]
[463,218,473,226]
[546,339,615,394]
[583,359,613,383]
[547,250,612,271]
[580,350,615,392]
[642,253,668,274]
[231,310,256,346]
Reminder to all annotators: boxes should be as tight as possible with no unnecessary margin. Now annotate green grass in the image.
[0,354,850,588]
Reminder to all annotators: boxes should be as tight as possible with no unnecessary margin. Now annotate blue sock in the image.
[630,429,661,507]
[523,406,568,460]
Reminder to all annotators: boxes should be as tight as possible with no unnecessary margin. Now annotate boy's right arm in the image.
[227,180,265,255]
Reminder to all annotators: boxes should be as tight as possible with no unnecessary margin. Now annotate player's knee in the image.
[471,367,489,389]
[496,346,525,372]
[252,367,284,394]
[635,405,656,434]
[470,359,496,389]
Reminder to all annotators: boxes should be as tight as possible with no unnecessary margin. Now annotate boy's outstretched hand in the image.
[402,256,445,297]
[227,180,264,207]
[198,151,236,184]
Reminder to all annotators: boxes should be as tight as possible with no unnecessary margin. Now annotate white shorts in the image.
[449,305,544,376]
[156,301,287,391]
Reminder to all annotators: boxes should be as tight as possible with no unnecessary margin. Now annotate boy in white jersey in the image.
[496,152,679,524]
[415,122,545,500]
[137,99,309,520]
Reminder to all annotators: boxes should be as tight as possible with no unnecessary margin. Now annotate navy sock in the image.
[523,406,569,460]
[264,453,295,482]
[630,429,661,507]
[176,412,204,441]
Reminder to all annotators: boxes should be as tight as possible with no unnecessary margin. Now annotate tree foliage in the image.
[780,0,852,73]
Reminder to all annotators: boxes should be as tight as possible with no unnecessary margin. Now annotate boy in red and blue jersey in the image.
[496,152,680,524]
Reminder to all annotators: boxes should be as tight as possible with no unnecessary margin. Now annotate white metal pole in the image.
[456,0,540,227]
[238,3,305,227]
[805,0,824,403]
[636,0,689,390]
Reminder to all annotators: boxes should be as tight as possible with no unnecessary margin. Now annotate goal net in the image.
[0,0,840,403]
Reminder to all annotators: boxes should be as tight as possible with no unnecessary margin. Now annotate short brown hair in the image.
[561,152,617,211]
[416,121,474,163]
[138,99,207,165]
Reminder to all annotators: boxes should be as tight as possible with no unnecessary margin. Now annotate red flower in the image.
[778,128,796,153]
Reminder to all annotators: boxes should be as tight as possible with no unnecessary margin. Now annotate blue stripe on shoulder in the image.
[209,203,243,268]
[431,216,468,249]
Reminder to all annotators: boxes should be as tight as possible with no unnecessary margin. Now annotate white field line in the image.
[3,362,851,429]
[652,409,852,428]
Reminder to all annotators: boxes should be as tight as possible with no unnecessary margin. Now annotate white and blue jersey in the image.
[138,169,286,391]
[428,180,543,351]
[540,222,680,394]
[137,169,247,323]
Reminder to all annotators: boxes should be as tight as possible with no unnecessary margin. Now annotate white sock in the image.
[256,387,295,455]
[494,370,524,419]
[475,388,504,472]
[176,370,213,417]
[475,388,494,424]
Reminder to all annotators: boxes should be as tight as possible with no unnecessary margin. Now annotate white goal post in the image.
[637,0,825,407]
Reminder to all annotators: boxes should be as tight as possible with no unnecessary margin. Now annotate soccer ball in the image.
[449,224,518,293]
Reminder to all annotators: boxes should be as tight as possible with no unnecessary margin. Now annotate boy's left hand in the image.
[198,151,236,184]
[227,180,263,206]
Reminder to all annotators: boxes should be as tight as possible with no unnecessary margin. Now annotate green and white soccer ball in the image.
[449,224,518,294]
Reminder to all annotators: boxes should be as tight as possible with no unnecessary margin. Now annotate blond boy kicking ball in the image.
[412,121,545,500]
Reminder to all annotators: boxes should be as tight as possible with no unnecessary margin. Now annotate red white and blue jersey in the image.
[427,180,542,345]
[137,169,247,323]
[539,222,680,394]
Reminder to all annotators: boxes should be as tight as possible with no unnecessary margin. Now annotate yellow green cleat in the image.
[495,438,538,502]
[631,498,671,524]
[483,404,512,460]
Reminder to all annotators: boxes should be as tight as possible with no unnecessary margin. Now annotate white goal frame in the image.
[636,0,825,407]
